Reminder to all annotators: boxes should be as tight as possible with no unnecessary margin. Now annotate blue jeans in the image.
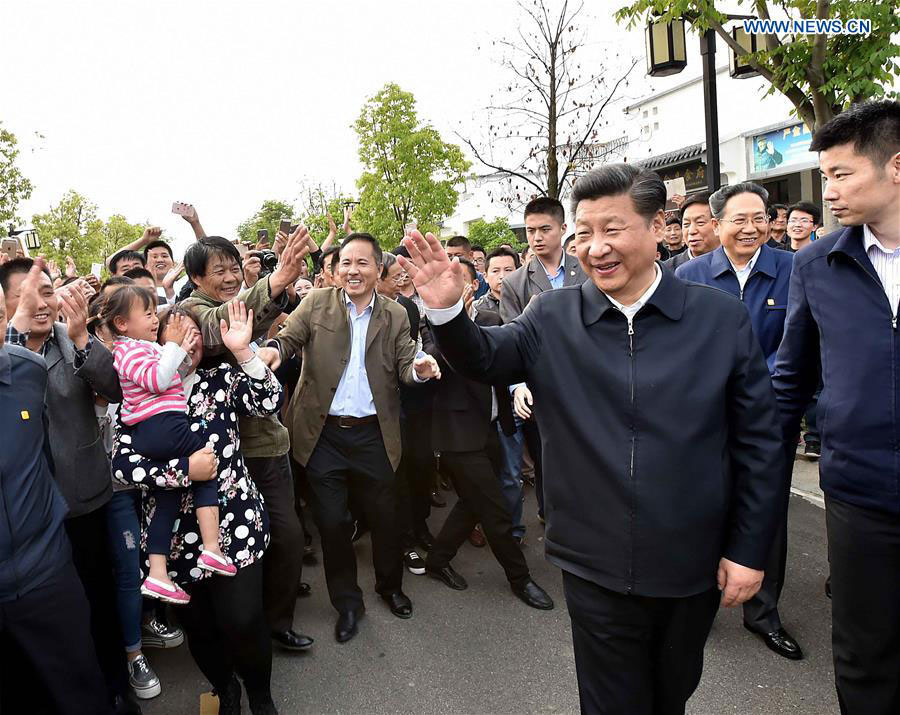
[106,489,143,653]
[497,421,525,539]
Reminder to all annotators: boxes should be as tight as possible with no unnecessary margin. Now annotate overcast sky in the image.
[4,1,658,249]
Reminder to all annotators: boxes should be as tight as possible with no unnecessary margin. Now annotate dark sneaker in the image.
[128,654,161,699]
[803,441,821,459]
[141,618,184,649]
[403,549,426,575]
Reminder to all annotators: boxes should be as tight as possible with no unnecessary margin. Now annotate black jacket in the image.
[427,310,515,452]
[431,270,784,597]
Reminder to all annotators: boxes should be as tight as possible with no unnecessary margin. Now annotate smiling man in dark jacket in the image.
[772,100,900,715]
[399,163,784,714]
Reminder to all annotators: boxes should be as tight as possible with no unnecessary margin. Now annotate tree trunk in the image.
[546,44,559,199]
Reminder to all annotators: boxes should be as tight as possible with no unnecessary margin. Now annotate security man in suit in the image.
[422,258,553,610]
[499,197,586,523]
[270,233,440,643]
[400,164,784,714]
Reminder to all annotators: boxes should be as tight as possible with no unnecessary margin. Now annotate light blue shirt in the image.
[543,252,566,290]
[329,293,377,418]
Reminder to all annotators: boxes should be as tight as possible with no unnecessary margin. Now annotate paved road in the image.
[143,465,837,714]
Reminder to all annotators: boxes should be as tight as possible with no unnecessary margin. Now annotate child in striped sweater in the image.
[106,286,235,605]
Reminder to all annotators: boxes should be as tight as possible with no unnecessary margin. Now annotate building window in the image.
[643,110,648,118]
[652,106,658,115]
[654,122,659,130]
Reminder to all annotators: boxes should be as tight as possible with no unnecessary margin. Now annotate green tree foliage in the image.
[236,199,295,245]
[466,217,521,253]
[295,181,357,245]
[31,191,146,275]
[615,0,900,130]
[1,123,35,235]
[353,83,471,247]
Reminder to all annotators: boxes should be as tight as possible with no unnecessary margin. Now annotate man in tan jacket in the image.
[270,233,440,643]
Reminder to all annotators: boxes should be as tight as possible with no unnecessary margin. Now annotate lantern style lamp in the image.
[645,18,688,77]
[23,229,40,251]
[729,26,766,78]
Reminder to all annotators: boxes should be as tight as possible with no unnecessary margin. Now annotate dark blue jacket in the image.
[772,225,899,515]
[676,244,794,374]
[0,344,71,602]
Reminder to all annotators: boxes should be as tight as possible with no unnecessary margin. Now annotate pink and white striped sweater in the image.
[112,338,189,426]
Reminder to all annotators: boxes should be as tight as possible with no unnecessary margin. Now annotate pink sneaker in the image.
[198,550,237,577]
[141,577,190,605]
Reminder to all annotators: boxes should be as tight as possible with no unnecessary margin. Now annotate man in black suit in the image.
[422,259,553,610]
[399,163,784,714]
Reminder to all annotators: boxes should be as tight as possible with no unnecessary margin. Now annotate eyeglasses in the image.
[787,218,814,225]
[720,216,769,228]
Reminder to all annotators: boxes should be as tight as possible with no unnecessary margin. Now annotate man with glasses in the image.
[677,182,800,661]
[785,202,822,252]
[663,193,720,271]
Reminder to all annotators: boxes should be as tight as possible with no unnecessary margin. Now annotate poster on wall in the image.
[751,122,815,174]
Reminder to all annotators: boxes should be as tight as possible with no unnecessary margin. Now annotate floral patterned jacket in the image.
[111,359,284,584]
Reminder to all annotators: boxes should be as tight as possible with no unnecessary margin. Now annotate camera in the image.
[249,250,279,276]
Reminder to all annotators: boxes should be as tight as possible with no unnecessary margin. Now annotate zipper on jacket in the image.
[627,317,636,594]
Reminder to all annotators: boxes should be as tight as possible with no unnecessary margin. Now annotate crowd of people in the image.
[0,99,897,715]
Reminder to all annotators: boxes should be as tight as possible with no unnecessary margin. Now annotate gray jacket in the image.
[499,252,586,324]
[663,249,691,272]
[44,323,121,518]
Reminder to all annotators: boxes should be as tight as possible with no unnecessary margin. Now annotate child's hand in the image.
[165,313,191,345]
[180,326,200,355]
[220,300,255,361]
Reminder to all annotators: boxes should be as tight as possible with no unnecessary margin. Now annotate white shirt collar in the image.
[727,246,762,275]
[603,264,663,317]
[344,290,376,315]
[863,224,899,254]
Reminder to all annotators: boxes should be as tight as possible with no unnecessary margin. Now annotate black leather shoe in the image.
[272,629,314,652]
[381,590,413,619]
[297,581,311,598]
[426,564,468,590]
[511,579,554,610]
[335,607,364,643]
[414,528,436,551]
[744,623,804,660]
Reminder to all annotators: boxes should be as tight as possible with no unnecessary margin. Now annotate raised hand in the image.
[242,254,262,288]
[12,257,47,325]
[57,285,90,349]
[180,326,200,355]
[47,259,61,282]
[323,214,338,250]
[343,205,354,235]
[65,255,79,279]
[397,230,466,309]
[165,313,191,346]
[220,300,254,362]
[269,225,312,297]
[273,231,288,259]
[162,260,184,292]
[142,226,162,243]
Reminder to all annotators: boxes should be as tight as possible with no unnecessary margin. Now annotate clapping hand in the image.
[57,284,91,349]
[65,255,79,279]
[165,313,192,346]
[11,257,47,329]
[220,300,255,363]
[398,230,466,309]
[269,225,312,296]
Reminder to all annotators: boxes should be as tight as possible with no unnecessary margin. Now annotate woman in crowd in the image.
[112,301,283,715]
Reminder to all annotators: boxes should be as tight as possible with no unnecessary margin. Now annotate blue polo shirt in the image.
[676,244,794,374]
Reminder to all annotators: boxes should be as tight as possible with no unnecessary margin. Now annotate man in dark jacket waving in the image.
[398,163,784,714]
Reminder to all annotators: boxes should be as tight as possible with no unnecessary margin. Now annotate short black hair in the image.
[485,246,521,271]
[143,240,173,261]
[679,193,712,222]
[339,233,383,265]
[665,215,681,227]
[0,258,51,293]
[809,100,900,168]
[124,267,155,282]
[657,242,671,261]
[471,244,485,256]
[458,256,478,282]
[786,201,822,225]
[319,245,340,273]
[184,236,242,280]
[524,197,565,226]
[570,163,665,221]
[446,235,471,252]
[101,276,135,293]
[109,250,146,274]
[563,234,576,250]
[709,182,769,219]
[392,245,410,259]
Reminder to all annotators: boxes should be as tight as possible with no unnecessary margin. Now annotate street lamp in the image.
[7,225,40,252]
[729,26,767,79]
[642,15,755,193]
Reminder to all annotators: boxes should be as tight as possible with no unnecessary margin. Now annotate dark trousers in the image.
[826,496,900,715]
[396,411,435,548]
[562,571,720,715]
[427,426,530,587]
[521,416,544,519]
[288,454,313,550]
[305,420,403,612]
[65,507,130,700]
[244,454,304,633]
[178,560,273,710]
[743,499,789,633]
[0,560,111,715]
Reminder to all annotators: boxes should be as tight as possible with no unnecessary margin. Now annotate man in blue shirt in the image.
[0,268,109,714]
[676,184,799,662]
